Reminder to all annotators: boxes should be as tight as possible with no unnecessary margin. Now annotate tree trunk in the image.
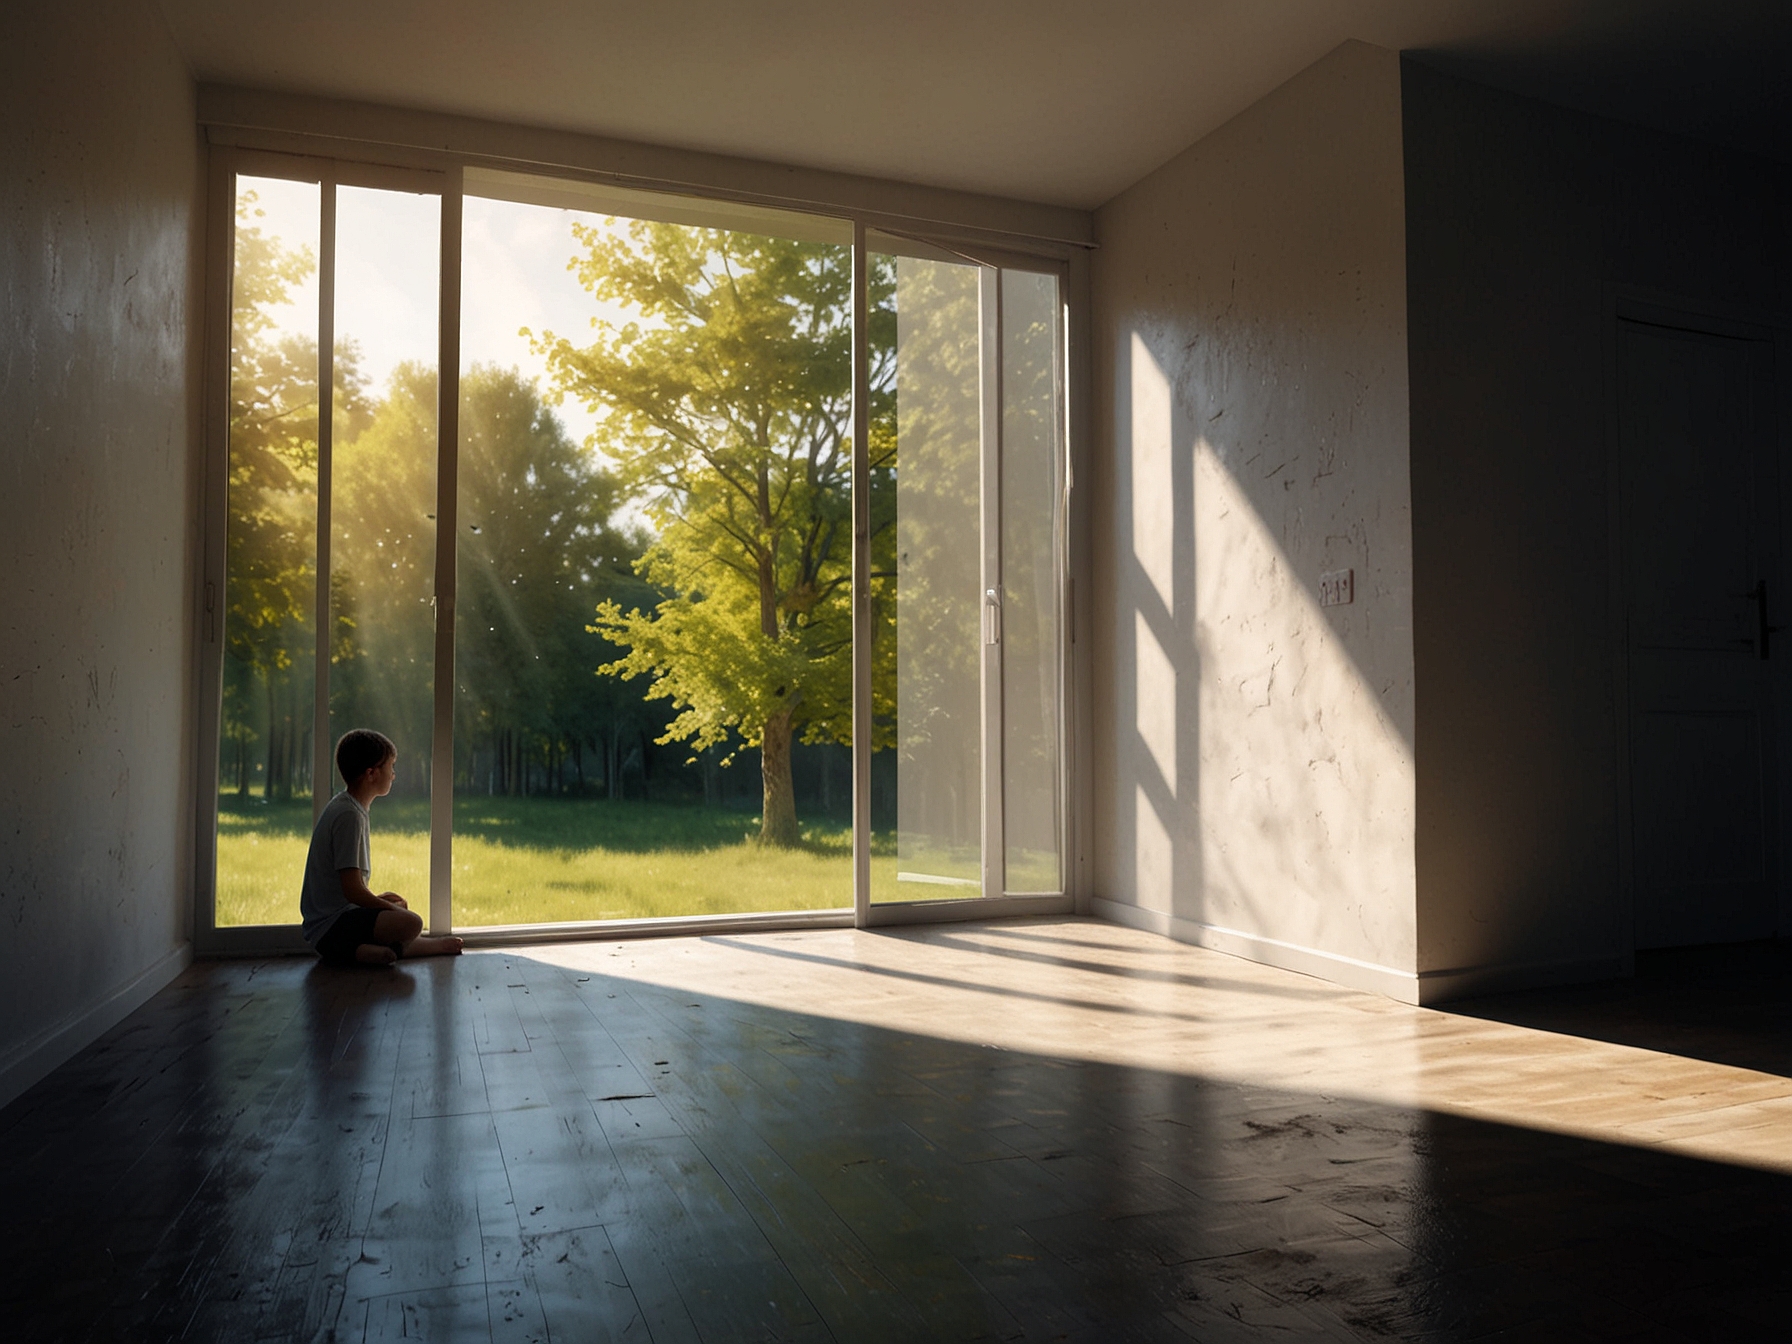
[264,678,278,801]
[758,706,800,847]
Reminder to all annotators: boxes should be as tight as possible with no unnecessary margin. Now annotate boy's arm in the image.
[339,868,407,912]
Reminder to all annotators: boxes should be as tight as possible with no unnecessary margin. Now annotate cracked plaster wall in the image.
[0,0,202,1101]
[1089,42,1418,995]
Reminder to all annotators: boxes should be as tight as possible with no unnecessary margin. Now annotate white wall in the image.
[1089,42,1419,999]
[0,1,202,1106]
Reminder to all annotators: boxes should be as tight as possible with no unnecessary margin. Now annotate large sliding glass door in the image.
[214,174,321,926]
[212,161,442,929]
[201,152,1068,943]
[326,183,443,918]
[451,170,855,928]
[869,240,1067,906]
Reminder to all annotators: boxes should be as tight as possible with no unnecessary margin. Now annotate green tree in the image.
[223,196,313,799]
[225,188,379,799]
[324,361,648,802]
[328,360,435,796]
[538,221,894,846]
[450,363,648,798]
[222,194,378,800]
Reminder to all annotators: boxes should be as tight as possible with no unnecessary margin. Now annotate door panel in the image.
[326,184,441,906]
[998,269,1065,894]
[215,174,323,927]
[1620,318,1779,948]
[211,167,444,932]
[1631,709,1767,943]
[871,241,1066,903]
[884,251,985,898]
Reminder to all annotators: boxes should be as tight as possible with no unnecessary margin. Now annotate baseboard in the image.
[0,941,194,1113]
[462,907,855,946]
[1089,897,1423,1003]
[1415,951,1631,1005]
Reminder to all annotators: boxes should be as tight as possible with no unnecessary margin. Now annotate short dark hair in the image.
[336,729,396,786]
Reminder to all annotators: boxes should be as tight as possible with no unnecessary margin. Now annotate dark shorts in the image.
[314,907,399,964]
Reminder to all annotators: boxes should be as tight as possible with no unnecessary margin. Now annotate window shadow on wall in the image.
[1109,324,1414,966]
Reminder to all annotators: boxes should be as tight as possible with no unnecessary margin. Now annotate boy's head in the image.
[336,729,397,789]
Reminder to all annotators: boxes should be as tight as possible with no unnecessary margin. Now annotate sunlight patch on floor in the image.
[526,918,1792,1177]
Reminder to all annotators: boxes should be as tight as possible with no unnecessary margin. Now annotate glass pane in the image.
[216,176,321,926]
[1000,270,1065,893]
[454,179,854,925]
[871,249,985,902]
[326,185,440,911]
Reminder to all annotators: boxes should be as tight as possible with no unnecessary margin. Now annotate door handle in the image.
[1751,579,1784,661]
[984,588,1002,645]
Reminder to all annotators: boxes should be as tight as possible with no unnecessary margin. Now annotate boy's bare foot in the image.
[355,944,399,966]
[404,934,464,958]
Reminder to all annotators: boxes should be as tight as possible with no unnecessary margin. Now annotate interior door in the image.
[1619,316,1780,948]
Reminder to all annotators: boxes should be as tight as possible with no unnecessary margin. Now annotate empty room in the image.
[5,2,1792,1339]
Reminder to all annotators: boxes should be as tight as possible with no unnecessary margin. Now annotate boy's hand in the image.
[382,893,408,910]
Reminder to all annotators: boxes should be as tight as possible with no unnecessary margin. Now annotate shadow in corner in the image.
[1446,938,1792,1079]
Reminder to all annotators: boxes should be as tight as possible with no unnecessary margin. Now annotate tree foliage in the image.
[222,194,336,800]
[451,363,651,798]
[537,221,895,845]
[325,362,651,800]
[222,188,652,806]
[327,361,436,796]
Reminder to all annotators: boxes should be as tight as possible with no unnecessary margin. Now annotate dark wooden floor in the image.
[4,922,1791,1342]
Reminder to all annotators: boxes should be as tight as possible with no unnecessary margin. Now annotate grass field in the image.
[214,794,939,928]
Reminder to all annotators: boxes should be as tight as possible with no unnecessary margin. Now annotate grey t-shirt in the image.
[300,792,371,944]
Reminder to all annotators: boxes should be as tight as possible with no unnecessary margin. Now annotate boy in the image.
[301,729,463,965]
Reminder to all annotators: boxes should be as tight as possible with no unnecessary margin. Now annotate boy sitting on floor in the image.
[301,729,463,965]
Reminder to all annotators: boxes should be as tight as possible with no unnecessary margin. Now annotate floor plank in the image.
[6,921,1792,1342]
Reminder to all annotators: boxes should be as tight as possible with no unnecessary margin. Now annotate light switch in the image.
[1319,568,1354,607]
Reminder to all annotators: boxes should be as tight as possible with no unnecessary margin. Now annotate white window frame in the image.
[193,134,1089,955]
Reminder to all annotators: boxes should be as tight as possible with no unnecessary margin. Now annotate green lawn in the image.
[216,794,934,928]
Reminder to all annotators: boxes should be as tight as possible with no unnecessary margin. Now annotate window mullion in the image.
[311,180,337,825]
[851,221,871,927]
[429,168,464,936]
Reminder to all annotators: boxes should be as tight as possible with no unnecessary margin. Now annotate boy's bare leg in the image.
[401,932,464,958]
[365,907,463,959]
[354,943,399,966]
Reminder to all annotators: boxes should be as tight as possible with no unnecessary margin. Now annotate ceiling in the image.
[159,0,1792,210]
